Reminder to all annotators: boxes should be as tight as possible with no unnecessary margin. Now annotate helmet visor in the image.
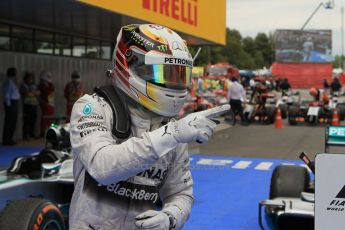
[127,50,192,90]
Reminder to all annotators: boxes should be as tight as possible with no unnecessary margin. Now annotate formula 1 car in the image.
[287,101,334,126]
[245,93,277,124]
[0,122,73,229]
[276,91,301,119]
[259,152,315,230]
[259,125,345,230]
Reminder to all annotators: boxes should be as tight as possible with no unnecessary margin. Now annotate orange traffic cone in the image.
[275,108,283,129]
[332,109,340,126]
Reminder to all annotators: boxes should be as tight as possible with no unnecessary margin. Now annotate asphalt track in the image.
[184,154,302,230]
[0,119,343,229]
[190,119,345,160]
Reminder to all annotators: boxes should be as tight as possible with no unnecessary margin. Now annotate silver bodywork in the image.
[259,195,315,229]
[0,154,74,212]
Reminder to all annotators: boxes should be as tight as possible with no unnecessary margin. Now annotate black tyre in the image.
[270,165,309,199]
[0,198,66,230]
[279,104,288,119]
[288,106,298,125]
[265,106,276,124]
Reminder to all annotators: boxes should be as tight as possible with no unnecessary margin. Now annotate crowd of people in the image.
[3,63,344,145]
[2,67,84,145]
[322,77,342,95]
[309,77,343,105]
[191,74,295,126]
[191,73,345,127]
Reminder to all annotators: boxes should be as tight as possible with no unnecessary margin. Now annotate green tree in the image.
[189,28,275,70]
[254,33,274,68]
[333,55,345,68]
[242,37,255,57]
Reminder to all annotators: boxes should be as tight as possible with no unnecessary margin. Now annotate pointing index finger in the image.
[196,104,231,119]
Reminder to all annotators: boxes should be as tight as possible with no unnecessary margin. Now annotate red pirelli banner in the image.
[271,62,332,88]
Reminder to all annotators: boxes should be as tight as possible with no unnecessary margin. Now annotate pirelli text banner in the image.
[78,0,226,45]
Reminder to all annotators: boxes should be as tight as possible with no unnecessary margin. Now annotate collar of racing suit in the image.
[128,104,167,137]
[114,87,170,137]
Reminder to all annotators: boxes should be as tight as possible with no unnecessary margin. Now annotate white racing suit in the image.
[69,94,193,229]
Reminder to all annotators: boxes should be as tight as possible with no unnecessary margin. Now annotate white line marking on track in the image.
[191,157,301,171]
[282,163,296,166]
[255,162,273,170]
[197,159,233,166]
[232,161,252,169]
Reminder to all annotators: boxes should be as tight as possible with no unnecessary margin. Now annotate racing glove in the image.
[147,105,230,157]
[135,210,170,230]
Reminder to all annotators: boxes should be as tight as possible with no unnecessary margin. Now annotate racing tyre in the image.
[265,106,276,124]
[278,104,288,119]
[288,106,298,125]
[269,165,309,199]
[0,198,66,230]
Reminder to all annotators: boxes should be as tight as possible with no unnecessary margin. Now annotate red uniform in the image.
[64,81,84,118]
[38,82,55,136]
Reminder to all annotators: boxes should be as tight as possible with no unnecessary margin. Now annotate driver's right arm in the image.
[71,95,217,186]
[70,95,178,185]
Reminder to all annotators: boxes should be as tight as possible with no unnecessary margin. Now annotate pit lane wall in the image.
[0,51,111,142]
[271,62,332,88]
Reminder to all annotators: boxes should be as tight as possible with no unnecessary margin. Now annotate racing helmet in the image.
[112,24,193,117]
[309,87,318,97]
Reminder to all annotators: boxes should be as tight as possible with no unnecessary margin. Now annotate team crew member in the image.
[228,77,247,125]
[309,87,329,104]
[279,78,291,96]
[20,72,39,140]
[38,71,55,137]
[2,67,20,145]
[330,77,342,95]
[69,24,226,230]
[64,71,84,119]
